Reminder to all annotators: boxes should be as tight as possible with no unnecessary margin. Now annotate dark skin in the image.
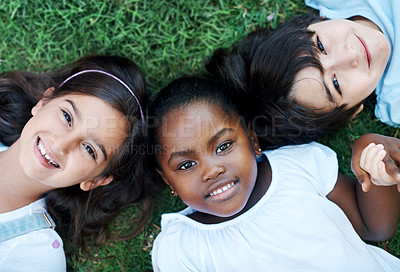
[329,133,400,242]
[327,173,400,241]
[232,135,400,241]
[351,133,400,192]
[188,155,271,224]
[189,143,400,241]
[167,131,400,241]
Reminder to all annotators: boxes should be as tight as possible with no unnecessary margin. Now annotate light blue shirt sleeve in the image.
[0,141,8,152]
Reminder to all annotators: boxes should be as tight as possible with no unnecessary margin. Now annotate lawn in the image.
[1,0,399,271]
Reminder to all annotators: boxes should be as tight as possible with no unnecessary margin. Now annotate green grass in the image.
[1,0,399,270]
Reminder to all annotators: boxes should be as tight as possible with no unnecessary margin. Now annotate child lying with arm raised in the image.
[149,77,400,272]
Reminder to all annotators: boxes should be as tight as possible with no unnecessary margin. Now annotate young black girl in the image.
[149,77,400,271]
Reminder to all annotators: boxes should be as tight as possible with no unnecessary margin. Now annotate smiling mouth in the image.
[357,35,371,68]
[37,138,60,168]
[207,180,238,197]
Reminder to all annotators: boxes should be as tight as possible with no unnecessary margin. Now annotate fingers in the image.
[359,143,378,170]
[352,143,370,192]
[360,143,396,187]
[359,171,372,192]
[382,154,400,183]
[351,164,372,192]
[389,143,400,162]
[382,143,400,182]
[352,145,373,192]
[372,161,394,186]
[360,143,385,178]
[353,134,400,192]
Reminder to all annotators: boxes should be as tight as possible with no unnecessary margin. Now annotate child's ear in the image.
[79,175,113,191]
[31,87,55,116]
[156,168,177,196]
[247,123,261,155]
[352,104,364,119]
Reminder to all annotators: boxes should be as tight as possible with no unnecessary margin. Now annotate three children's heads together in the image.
[15,11,391,239]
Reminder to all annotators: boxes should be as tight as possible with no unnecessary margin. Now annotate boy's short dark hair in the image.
[206,13,364,149]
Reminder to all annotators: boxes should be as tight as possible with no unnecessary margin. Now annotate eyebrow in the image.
[322,79,335,103]
[168,150,195,165]
[66,99,81,119]
[66,99,108,161]
[95,139,108,161]
[207,127,234,146]
[167,128,235,165]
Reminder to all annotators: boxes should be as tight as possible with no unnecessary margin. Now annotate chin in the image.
[215,206,245,218]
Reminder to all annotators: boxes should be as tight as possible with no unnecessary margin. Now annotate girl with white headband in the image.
[0,55,154,271]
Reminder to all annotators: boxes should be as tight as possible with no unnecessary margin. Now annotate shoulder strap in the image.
[0,213,56,242]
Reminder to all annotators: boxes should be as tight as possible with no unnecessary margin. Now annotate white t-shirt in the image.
[152,142,400,271]
[0,198,66,272]
[305,0,400,126]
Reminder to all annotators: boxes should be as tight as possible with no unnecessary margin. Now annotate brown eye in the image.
[216,142,232,154]
[179,161,196,170]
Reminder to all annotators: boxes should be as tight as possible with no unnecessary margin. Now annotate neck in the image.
[0,142,46,213]
[189,155,272,224]
[350,16,383,33]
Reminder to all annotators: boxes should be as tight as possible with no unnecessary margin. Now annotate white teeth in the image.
[38,141,46,155]
[209,181,235,197]
[37,139,60,168]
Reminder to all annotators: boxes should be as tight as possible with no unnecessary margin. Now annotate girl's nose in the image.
[51,133,76,155]
[343,43,359,68]
[326,43,359,69]
[201,161,226,182]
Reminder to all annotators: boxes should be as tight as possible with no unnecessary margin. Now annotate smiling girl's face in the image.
[292,18,390,110]
[18,93,128,190]
[156,101,259,217]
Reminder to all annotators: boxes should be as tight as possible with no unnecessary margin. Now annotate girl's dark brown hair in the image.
[0,55,157,248]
